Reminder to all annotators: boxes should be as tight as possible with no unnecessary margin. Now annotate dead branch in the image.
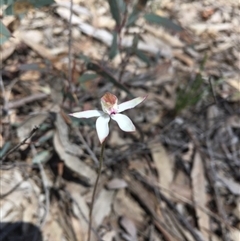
[1,126,39,162]
[7,93,49,109]
[187,127,230,241]
[131,172,205,241]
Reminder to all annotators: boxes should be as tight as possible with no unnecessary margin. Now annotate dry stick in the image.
[208,76,218,104]
[117,5,130,84]
[7,93,48,109]
[221,143,240,181]
[0,174,31,199]
[1,126,39,162]
[67,0,73,88]
[75,128,99,166]
[64,189,101,240]
[132,172,204,241]
[139,172,235,231]
[38,162,50,227]
[0,72,9,112]
[126,173,184,241]
[118,50,132,83]
[87,141,106,241]
[187,128,230,241]
[206,139,230,241]
[31,144,50,228]
[0,73,12,141]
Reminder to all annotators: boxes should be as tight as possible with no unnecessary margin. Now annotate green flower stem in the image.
[87,141,106,241]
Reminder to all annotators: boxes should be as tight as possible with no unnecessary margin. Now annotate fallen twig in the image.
[131,172,204,241]
[187,128,230,241]
[0,72,9,113]
[1,126,39,162]
[74,128,99,166]
[125,173,184,241]
[7,93,49,109]
[136,171,236,231]
[31,144,50,228]
[0,174,31,199]
[67,0,73,90]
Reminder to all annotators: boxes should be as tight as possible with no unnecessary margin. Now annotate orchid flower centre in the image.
[101,92,119,115]
[69,92,146,143]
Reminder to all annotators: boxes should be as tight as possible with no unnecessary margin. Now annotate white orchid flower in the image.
[69,92,146,143]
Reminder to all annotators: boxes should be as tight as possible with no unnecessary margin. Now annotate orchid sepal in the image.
[96,115,110,143]
[69,110,103,118]
[118,96,147,113]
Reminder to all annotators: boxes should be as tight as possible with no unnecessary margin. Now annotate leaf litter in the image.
[1,0,240,241]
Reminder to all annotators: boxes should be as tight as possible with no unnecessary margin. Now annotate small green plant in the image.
[175,54,209,113]
[175,72,205,113]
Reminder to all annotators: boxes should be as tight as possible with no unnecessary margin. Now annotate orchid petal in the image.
[96,115,110,143]
[118,96,146,113]
[111,114,135,132]
[69,110,103,118]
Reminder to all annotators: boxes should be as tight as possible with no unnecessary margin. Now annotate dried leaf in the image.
[151,144,173,198]
[55,113,83,156]
[17,114,48,150]
[226,78,240,92]
[20,31,54,60]
[125,174,179,241]
[170,183,192,201]
[92,188,114,227]
[5,2,33,15]
[48,77,64,105]
[233,199,240,219]
[102,230,116,241]
[191,152,210,240]
[22,199,35,225]
[43,220,63,241]
[53,130,96,185]
[1,41,16,61]
[106,178,128,190]
[143,24,184,47]
[227,115,240,128]
[230,230,240,241]
[4,0,54,15]
[207,105,221,129]
[217,173,240,195]
[173,51,194,67]
[67,182,89,241]
[189,23,232,35]
[119,216,138,240]
[32,150,52,164]
[114,189,145,228]
[56,8,160,55]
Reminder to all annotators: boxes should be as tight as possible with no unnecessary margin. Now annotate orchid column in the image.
[70,92,146,241]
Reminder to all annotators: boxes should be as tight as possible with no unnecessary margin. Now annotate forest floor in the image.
[1,0,240,241]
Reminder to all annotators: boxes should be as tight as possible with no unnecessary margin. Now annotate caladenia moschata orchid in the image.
[69,92,146,143]
[69,92,146,241]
